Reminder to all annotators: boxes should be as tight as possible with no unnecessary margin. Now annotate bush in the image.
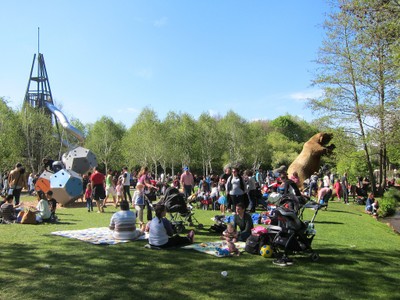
[378,188,400,217]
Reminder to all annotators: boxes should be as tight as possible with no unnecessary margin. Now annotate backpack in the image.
[245,233,269,255]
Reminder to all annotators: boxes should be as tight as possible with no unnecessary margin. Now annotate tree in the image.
[85,116,126,172]
[0,98,25,172]
[308,0,400,193]
[197,113,223,175]
[20,105,59,173]
[218,111,249,168]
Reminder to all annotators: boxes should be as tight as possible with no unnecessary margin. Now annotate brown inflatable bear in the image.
[287,132,335,188]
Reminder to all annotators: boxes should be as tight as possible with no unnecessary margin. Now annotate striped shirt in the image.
[109,210,140,240]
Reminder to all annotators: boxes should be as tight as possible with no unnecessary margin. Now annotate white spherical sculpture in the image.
[50,169,83,205]
[62,146,97,175]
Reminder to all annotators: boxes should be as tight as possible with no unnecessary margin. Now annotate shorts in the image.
[93,184,106,200]
[106,186,116,197]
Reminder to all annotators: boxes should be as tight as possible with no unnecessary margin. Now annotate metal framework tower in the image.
[24,52,55,109]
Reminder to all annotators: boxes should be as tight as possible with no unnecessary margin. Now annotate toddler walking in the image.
[133,183,146,226]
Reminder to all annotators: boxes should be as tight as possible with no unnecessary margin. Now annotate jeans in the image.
[86,198,93,211]
[183,185,192,199]
[123,185,132,202]
[13,188,22,206]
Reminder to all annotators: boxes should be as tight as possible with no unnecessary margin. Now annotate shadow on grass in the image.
[1,240,399,300]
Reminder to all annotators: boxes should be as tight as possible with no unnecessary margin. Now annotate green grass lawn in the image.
[1,196,399,300]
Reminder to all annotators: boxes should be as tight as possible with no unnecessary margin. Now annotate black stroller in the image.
[159,187,203,233]
[268,206,319,264]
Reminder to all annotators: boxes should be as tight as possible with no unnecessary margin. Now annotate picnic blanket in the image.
[51,227,148,245]
[182,241,246,257]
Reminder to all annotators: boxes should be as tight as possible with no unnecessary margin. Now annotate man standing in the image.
[122,167,132,203]
[8,163,26,206]
[90,167,106,213]
[341,172,349,204]
[180,166,194,199]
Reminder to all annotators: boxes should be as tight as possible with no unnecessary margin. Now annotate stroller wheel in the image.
[176,224,185,233]
[197,223,204,229]
[310,252,319,262]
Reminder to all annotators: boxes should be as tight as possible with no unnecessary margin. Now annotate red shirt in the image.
[91,172,105,185]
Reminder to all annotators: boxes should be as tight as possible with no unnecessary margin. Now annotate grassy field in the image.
[1,195,399,300]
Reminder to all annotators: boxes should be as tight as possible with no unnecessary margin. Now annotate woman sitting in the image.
[365,193,376,214]
[31,191,52,223]
[146,204,194,248]
[109,200,144,240]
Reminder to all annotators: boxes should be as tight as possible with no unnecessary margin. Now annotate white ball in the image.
[221,271,228,277]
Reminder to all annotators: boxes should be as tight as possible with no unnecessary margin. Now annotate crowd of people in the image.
[0,160,387,248]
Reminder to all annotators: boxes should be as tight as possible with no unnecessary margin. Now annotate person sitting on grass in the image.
[233,202,253,242]
[46,190,58,222]
[371,199,379,217]
[1,194,20,223]
[365,193,374,214]
[109,200,144,240]
[31,191,51,223]
[145,204,194,248]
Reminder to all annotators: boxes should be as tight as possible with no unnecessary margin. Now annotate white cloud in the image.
[154,17,168,28]
[289,89,323,102]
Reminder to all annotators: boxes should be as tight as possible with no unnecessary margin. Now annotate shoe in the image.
[283,257,294,266]
[273,259,287,267]
[187,230,195,243]
[88,210,90,212]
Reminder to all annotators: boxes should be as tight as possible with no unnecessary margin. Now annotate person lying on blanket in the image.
[145,204,195,248]
[109,201,144,240]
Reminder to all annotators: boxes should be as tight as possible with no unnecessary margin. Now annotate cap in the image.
[184,166,189,171]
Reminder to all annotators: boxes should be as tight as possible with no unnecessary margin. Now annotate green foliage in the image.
[0,98,25,171]
[270,115,317,143]
[266,132,301,168]
[20,105,59,173]
[379,187,400,217]
[85,116,126,172]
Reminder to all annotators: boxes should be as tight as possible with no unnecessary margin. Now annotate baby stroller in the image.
[267,206,319,265]
[276,193,308,216]
[159,187,203,233]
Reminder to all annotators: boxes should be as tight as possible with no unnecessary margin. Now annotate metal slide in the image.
[44,102,85,143]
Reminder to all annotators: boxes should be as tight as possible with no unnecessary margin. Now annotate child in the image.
[46,190,58,221]
[333,179,342,201]
[221,223,239,255]
[371,199,379,217]
[85,183,93,212]
[132,183,146,226]
[115,178,124,205]
[210,182,219,210]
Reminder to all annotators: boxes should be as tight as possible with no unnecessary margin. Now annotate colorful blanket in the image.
[51,227,148,245]
[182,241,246,257]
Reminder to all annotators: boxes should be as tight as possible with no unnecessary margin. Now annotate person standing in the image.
[138,166,158,221]
[8,163,26,206]
[341,172,349,204]
[104,169,117,208]
[122,167,132,203]
[220,166,232,211]
[180,166,194,200]
[90,167,106,213]
[226,167,246,213]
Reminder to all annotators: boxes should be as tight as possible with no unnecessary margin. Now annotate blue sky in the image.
[0,0,330,128]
